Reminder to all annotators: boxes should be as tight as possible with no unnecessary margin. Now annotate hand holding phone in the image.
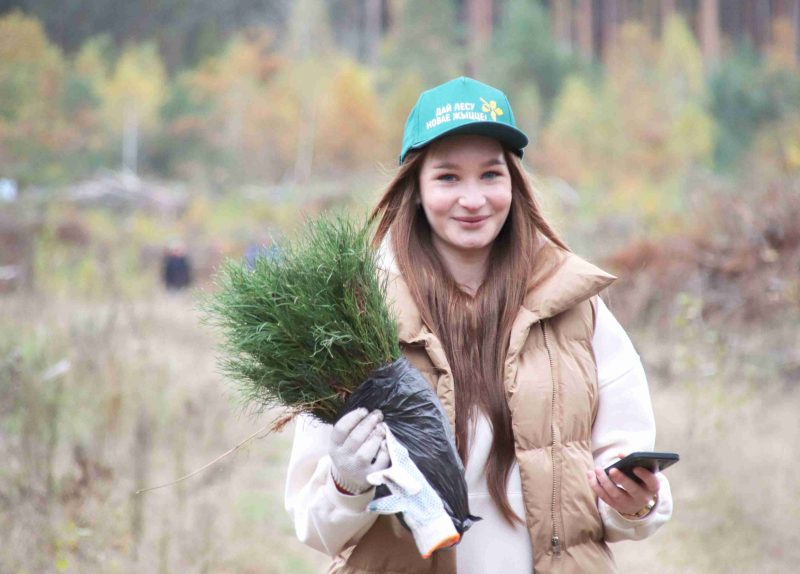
[604,451,679,485]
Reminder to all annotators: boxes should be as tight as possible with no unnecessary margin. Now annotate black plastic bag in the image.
[336,357,480,538]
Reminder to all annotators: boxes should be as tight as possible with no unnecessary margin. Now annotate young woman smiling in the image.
[285,77,672,573]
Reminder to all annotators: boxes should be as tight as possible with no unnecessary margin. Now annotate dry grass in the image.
[1,291,326,573]
[613,381,800,573]
[612,317,800,574]
[3,275,798,573]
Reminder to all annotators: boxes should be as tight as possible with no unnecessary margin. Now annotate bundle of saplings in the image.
[203,216,479,556]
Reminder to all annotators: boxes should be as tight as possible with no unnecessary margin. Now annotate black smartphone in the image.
[604,451,679,484]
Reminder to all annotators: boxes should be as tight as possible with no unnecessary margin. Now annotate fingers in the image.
[331,408,369,445]
[588,466,660,516]
[331,408,383,449]
[608,468,652,504]
[611,452,659,495]
[589,468,626,508]
[368,493,405,515]
[632,467,661,494]
[355,423,386,465]
[380,463,421,496]
[371,439,390,470]
[345,410,383,451]
[608,466,660,498]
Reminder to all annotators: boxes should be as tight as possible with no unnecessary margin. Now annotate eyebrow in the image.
[430,158,506,170]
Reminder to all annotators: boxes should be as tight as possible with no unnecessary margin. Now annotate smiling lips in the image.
[453,215,490,227]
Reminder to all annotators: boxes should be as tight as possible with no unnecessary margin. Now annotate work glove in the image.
[366,427,460,559]
[329,408,390,494]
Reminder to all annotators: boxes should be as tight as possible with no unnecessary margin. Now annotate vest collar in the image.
[520,246,616,323]
[379,240,615,344]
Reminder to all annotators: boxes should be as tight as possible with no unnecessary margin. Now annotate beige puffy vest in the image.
[329,248,617,574]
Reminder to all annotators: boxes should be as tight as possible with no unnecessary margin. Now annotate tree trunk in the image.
[750,0,772,48]
[700,0,721,66]
[577,0,594,59]
[771,0,799,67]
[466,0,493,77]
[384,0,399,37]
[552,0,573,51]
[293,97,317,185]
[122,105,139,175]
[620,0,629,22]
[643,0,659,36]
[662,0,676,20]
[793,0,800,64]
[602,0,619,65]
[364,0,382,66]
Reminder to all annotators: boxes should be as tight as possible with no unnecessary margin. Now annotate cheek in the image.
[420,190,454,219]
[492,188,513,218]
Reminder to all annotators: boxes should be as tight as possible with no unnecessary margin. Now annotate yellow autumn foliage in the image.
[752,112,800,174]
[0,11,69,181]
[0,10,56,67]
[667,101,715,170]
[542,16,716,231]
[659,14,706,101]
[382,71,426,162]
[102,43,167,136]
[315,59,386,172]
[184,30,289,179]
[539,74,621,190]
[767,18,799,72]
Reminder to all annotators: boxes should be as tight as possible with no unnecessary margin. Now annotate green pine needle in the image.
[202,215,401,424]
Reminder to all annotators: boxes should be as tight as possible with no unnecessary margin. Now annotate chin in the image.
[452,237,493,252]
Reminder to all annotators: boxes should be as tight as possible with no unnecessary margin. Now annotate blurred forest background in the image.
[1,0,799,573]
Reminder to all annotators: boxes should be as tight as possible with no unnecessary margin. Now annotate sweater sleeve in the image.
[591,297,674,542]
[284,414,380,556]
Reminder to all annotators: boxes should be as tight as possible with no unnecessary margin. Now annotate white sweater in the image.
[284,298,673,571]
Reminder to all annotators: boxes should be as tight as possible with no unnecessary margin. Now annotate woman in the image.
[285,77,672,573]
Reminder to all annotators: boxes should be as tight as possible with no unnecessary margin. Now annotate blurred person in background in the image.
[285,77,672,573]
[244,231,279,271]
[162,240,192,291]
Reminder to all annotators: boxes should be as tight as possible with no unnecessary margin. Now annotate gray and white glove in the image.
[366,427,460,558]
[329,408,390,494]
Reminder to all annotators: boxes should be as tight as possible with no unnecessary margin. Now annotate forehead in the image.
[425,135,506,165]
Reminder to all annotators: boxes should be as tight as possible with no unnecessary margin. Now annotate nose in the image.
[458,184,487,210]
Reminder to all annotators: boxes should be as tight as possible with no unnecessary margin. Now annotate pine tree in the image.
[203,215,401,424]
[379,0,463,87]
[488,0,574,120]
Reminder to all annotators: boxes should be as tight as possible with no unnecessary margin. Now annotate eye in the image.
[482,170,503,180]
[437,173,458,182]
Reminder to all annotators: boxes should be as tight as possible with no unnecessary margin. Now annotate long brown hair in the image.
[370,146,569,524]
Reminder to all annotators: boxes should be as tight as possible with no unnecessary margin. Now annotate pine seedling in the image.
[203,215,401,425]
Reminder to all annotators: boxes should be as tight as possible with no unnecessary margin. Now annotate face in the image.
[418,134,512,261]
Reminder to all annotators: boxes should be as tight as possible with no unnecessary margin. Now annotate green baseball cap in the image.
[399,76,529,165]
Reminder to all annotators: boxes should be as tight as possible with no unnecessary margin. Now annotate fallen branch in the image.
[135,418,284,495]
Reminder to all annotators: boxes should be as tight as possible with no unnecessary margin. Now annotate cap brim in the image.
[404,121,529,162]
